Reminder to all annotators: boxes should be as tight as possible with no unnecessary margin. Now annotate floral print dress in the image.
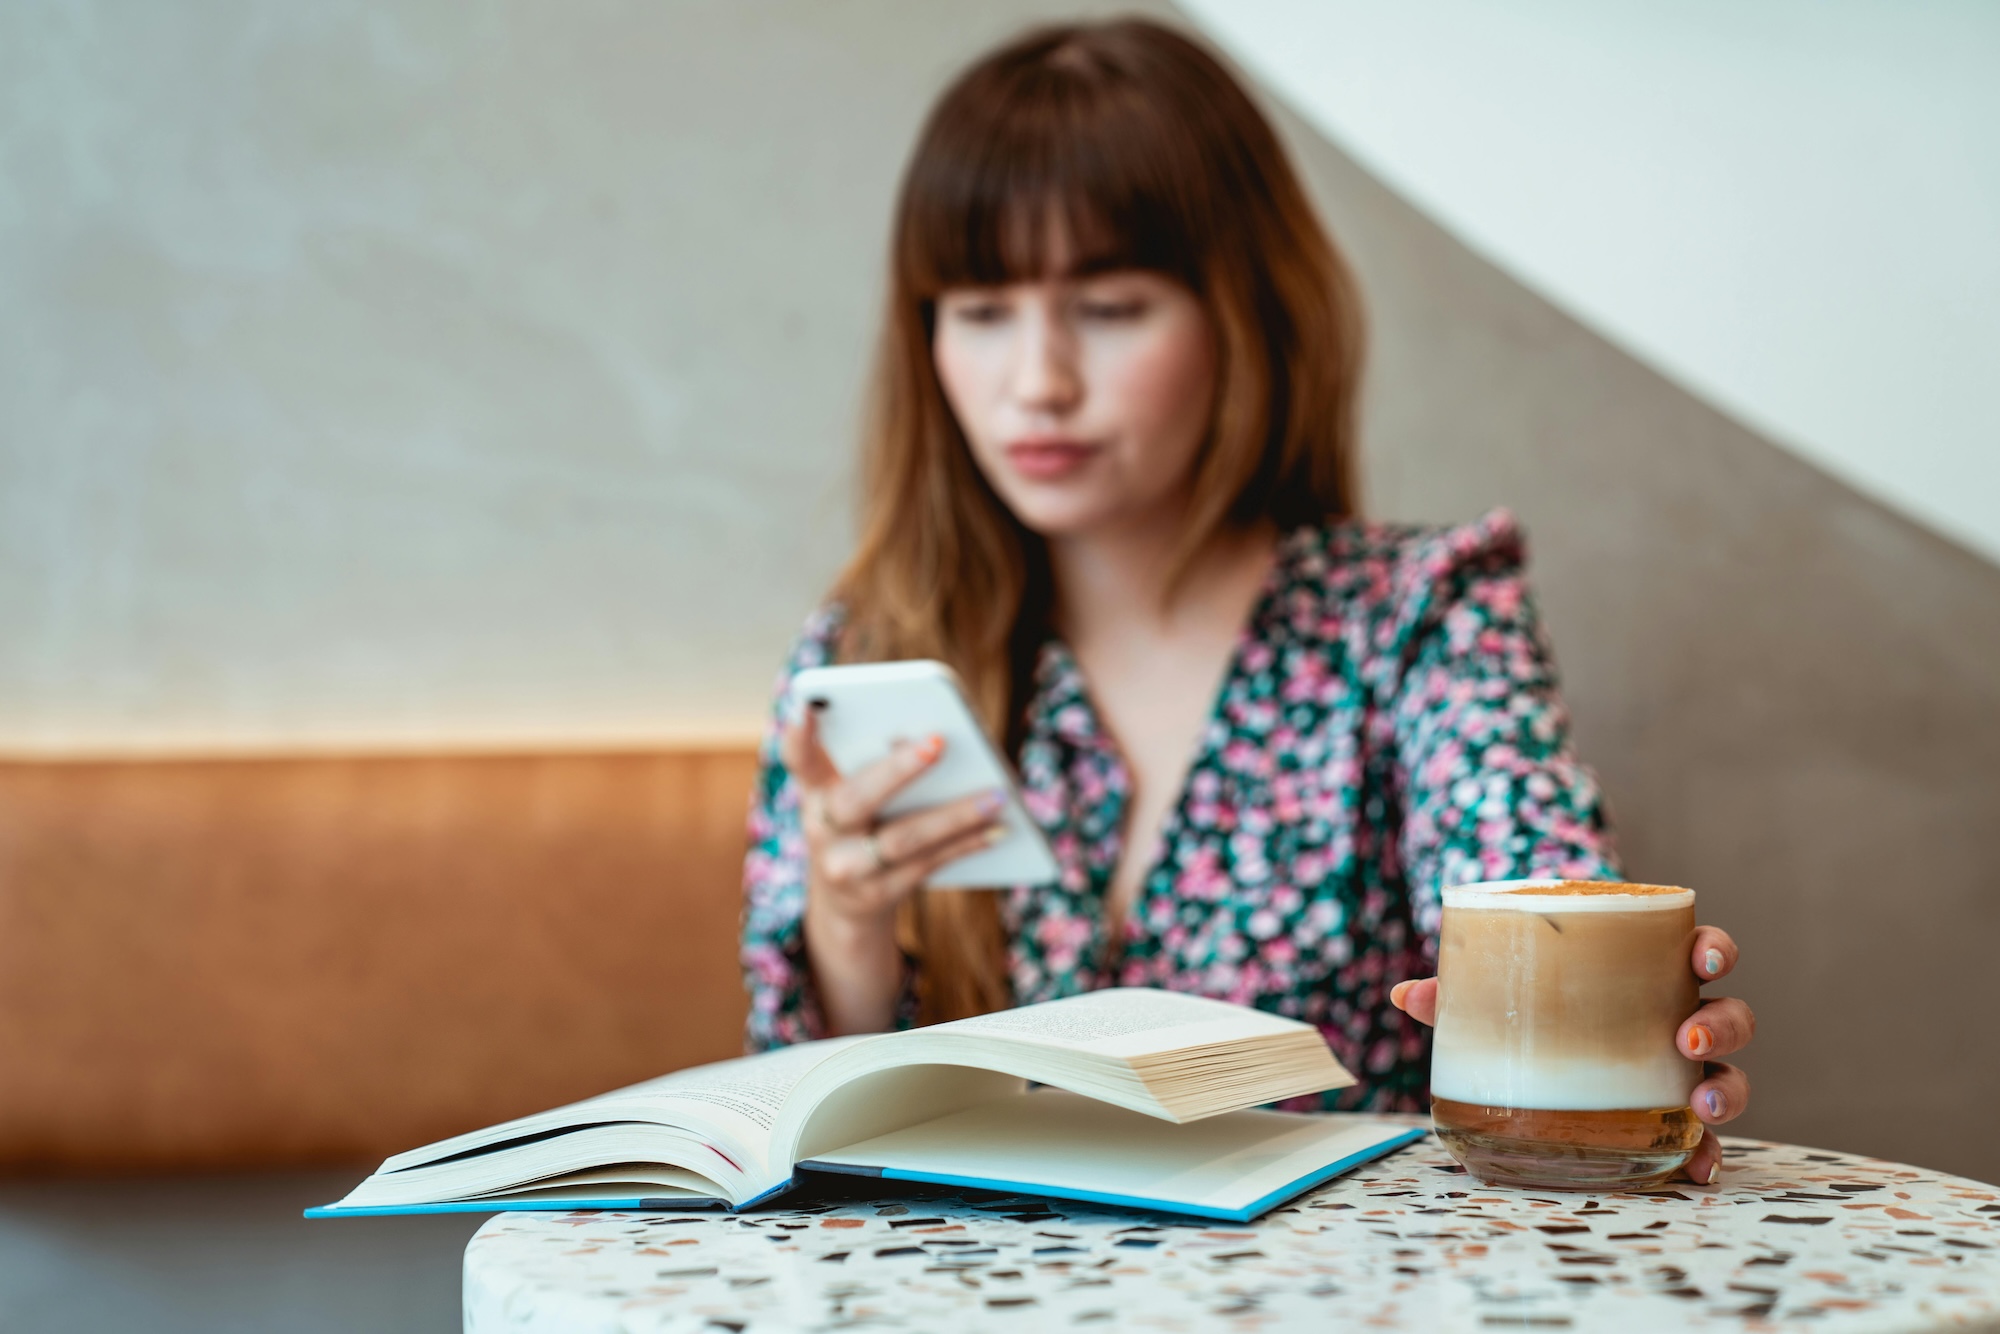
[739,510,1620,1111]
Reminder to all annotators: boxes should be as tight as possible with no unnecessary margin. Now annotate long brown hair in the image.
[834,18,1366,1025]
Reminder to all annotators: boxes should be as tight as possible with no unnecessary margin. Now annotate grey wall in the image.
[4,2,1996,1180]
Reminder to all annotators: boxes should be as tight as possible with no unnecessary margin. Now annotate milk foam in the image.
[1429,1042,1698,1111]
[1441,878,1694,914]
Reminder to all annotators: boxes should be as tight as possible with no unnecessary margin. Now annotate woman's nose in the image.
[1010,309,1081,413]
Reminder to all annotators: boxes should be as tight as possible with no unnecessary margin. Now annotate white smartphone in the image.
[787,659,1061,888]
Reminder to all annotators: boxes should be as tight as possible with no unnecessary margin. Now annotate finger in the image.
[822,734,945,831]
[881,822,1009,897]
[1678,996,1755,1060]
[819,831,889,887]
[1680,1126,1725,1187]
[1389,978,1438,1027]
[1691,926,1739,983]
[1691,1061,1750,1126]
[874,789,1006,866]
[808,858,908,926]
[780,706,841,790]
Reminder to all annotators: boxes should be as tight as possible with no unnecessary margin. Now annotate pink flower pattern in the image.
[740,510,1619,1110]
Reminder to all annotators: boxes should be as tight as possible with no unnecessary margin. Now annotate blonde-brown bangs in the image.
[896,41,1214,300]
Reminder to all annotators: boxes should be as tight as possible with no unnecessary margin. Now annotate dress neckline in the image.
[1026,523,1313,975]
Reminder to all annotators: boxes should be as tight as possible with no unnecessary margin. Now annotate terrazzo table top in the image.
[462,1132,2000,1333]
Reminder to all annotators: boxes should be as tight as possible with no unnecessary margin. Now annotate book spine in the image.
[793,1159,883,1177]
[731,1176,802,1212]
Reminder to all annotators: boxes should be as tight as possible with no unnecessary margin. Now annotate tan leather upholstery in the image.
[0,749,758,1172]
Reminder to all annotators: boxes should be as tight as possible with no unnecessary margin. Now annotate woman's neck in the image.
[1045,507,1281,948]
[1048,510,1279,646]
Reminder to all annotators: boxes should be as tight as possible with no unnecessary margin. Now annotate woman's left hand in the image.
[1390,925,1754,1186]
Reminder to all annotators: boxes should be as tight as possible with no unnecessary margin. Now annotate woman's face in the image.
[931,269,1217,539]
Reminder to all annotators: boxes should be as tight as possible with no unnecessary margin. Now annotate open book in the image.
[306,989,1426,1223]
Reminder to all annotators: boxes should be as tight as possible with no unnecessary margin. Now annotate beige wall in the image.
[4,3,1996,1180]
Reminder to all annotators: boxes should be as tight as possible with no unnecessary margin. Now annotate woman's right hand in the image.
[780,704,1007,1034]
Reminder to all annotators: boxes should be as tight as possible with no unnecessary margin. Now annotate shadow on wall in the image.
[1264,101,2000,1183]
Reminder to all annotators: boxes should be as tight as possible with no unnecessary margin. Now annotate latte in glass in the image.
[1429,880,1704,1190]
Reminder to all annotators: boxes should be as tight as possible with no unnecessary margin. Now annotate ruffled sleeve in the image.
[1381,510,1622,951]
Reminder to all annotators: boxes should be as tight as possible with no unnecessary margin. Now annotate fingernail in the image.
[1686,1024,1713,1056]
[1705,1158,1721,1185]
[1703,1088,1725,1119]
[983,824,1008,847]
[1390,981,1410,1008]
[977,789,1006,816]
[1703,948,1724,977]
[916,734,944,761]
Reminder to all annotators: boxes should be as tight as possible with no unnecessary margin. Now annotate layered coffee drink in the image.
[1430,880,1703,1190]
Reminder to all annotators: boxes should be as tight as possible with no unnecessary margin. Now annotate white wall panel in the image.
[1181,0,2000,564]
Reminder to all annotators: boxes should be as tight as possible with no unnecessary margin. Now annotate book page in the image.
[804,1087,1421,1217]
[926,987,1305,1059]
[382,1035,873,1186]
[616,1039,857,1135]
[774,1063,1025,1166]
[468,1164,722,1201]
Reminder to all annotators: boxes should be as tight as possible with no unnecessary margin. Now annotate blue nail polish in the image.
[1703,948,1724,977]
[1704,1089,1725,1119]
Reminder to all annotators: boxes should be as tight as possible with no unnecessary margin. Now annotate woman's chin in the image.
[983,468,1183,542]
[1004,496,1125,540]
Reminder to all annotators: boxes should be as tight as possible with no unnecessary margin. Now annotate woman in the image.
[740,18,1753,1182]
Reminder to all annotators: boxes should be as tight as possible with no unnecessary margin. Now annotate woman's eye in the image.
[1079,299,1146,321]
[949,300,1010,324]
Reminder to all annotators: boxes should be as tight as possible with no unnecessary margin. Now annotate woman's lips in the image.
[1004,439,1099,481]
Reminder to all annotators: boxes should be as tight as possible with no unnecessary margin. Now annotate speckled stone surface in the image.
[462,1134,2000,1333]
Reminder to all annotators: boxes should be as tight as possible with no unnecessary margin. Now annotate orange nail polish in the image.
[1687,1023,1713,1056]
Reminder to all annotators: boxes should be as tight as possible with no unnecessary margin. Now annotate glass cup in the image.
[1429,879,1704,1190]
